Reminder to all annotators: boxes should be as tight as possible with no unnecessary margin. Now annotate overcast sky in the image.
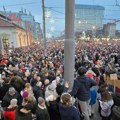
[0,0,120,36]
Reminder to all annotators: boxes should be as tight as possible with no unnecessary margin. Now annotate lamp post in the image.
[64,0,75,90]
[42,0,46,49]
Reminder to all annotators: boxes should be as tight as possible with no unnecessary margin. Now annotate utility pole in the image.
[42,0,46,49]
[64,0,75,90]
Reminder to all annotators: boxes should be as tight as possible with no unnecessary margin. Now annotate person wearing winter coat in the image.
[88,87,97,118]
[3,99,18,120]
[33,81,44,99]
[0,77,11,101]
[59,93,80,120]
[99,91,114,120]
[45,82,60,120]
[2,87,20,107]
[36,97,50,120]
[16,96,34,120]
[69,67,97,120]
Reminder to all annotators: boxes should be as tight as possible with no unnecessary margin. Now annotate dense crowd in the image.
[0,40,120,120]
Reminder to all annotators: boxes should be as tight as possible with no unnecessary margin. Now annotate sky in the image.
[0,0,120,37]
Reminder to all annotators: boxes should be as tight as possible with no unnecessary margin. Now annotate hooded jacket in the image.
[70,75,97,101]
[59,104,80,120]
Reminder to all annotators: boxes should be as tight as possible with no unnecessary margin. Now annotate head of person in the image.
[60,93,72,106]
[25,83,31,90]
[101,91,112,101]
[36,81,42,88]
[21,91,29,99]
[24,96,33,104]
[23,75,27,81]
[44,79,50,86]
[8,87,16,96]
[36,73,41,81]
[38,97,45,107]
[78,67,87,76]
[3,77,10,85]
[10,99,18,107]
[48,82,57,91]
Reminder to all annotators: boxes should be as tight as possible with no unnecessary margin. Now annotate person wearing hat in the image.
[36,97,50,120]
[2,87,20,107]
[59,93,80,120]
[16,96,34,120]
[45,82,60,120]
[3,99,18,120]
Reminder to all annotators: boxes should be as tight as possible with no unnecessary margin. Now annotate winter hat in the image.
[56,76,60,81]
[22,91,29,98]
[48,82,56,91]
[9,87,16,95]
[38,97,45,105]
[10,99,18,106]
[36,81,42,88]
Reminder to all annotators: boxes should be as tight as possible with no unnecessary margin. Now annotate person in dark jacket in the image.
[0,77,11,100]
[69,67,97,120]
[36,97,50,120]
[16,96,34,120]
[59,93,80,120]
[33,81,44,99]
[2,87,20,107]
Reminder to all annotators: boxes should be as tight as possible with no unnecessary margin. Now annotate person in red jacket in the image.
[3,99,18,120]
[1,55,8,65]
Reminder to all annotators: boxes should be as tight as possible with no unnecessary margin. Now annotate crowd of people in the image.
[0,39,120,120]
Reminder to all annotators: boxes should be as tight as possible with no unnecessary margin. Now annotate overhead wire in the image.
[0,2,41,8]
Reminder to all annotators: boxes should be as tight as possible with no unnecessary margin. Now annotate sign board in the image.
[110,74,118,80]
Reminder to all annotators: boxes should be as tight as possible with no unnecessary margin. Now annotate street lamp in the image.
[78,20,82,24]
[92,26,96,37]
[42,0,46,49]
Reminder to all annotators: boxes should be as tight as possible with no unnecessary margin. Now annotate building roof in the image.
[0,18,14,27]
[0,16,25,30]
[8,13,22,22]
[0,13,11,20]
[75,4,105,10]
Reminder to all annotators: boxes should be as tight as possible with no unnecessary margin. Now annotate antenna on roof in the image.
[3,6,7,20]
[24,9,27,14]
[3,6,6,11]
[115,0,120,8]
[29,11,31,15]
[20,8,23,13]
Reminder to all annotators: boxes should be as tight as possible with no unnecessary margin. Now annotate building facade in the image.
[17,10,42,42]
[35,22,43,42]
[103,23,116,38]
[0,14,28,48]
[75,4,105,33]
[1,9,42,43]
